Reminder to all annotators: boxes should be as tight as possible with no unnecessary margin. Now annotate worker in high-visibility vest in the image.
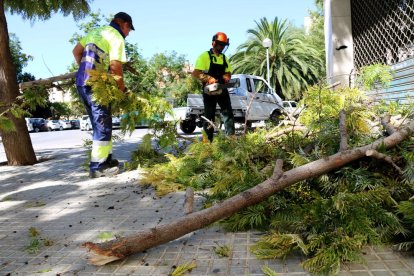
[72,12,134,178]
[192,32,235,142]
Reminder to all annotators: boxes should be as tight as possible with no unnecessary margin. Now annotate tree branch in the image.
[19,72,76,90]
[365,149,403,174]
[184,187,194,215]
[200,115,218,131]
[339,109,348,151]
[381,115,396,135]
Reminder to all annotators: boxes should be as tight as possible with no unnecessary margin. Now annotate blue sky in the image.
[6,0,316,79]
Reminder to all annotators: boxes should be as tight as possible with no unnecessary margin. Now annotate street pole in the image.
[262,38,272,88]
[266,47,270,85]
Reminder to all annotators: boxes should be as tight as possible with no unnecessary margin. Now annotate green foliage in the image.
[213,243,231,257]
[261,265,278,276]
[25,227,53,254]
[357,64,393,91]
[97,232,115,242]
[395,190,414,251]
[69,10,106,45]
[5,0,91,21]
[230,17,323,99]
[223,204,270,231]
[125,134,169,170]
[9,33,35,83]
[1,33,47,133]
[85,69,171,134]
[302,232,365,275]
[252,233,308,259]
[299,84,376,156]
[141,130,279,198]
[25,237,41,254]
[170,261,197,276]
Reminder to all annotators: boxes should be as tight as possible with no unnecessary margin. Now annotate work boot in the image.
[89,166,120,178]
[105,158,119,167]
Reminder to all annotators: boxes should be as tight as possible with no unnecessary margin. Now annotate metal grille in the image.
[351,0,414,68]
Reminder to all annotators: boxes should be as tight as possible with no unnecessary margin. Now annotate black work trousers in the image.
[202,90,235,141]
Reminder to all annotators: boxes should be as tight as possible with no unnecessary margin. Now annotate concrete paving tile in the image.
[346,262,368,271]
[393,271,414,276]
[346,272,371,276]
[265,262,287,273]
[370,271,393,276]
[377,253,402,261]
[228,265,248,275]
[384,260,410,270]
[366,260,387,270]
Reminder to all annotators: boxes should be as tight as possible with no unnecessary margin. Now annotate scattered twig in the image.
[265,126,308,140]
[381,115,396,135]
[365,149,403,174]
[200,116,218,131]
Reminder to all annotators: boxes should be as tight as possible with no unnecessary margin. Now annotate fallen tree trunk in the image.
[83,120,414,265]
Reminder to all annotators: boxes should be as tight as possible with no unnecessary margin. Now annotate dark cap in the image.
[114,12,135,30]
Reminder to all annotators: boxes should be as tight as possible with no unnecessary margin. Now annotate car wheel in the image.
[269,111,282,124]
[35,127,40,133]
[48,127,52,132]
[180,119,196,134]
[59,126,63,131]
[86,124,91,131]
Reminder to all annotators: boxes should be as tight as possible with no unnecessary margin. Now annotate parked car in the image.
[282,101,303,117]
[28,118,48,132]
[80,115,92,131]
[59,120,72,130]
[112,116,121,129]
[46,120,62,131]
[80,115,122,130]
[70,119,80,129]
[25,118,34,132]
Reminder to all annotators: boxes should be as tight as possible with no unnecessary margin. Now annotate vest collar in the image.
[109,21,126,39]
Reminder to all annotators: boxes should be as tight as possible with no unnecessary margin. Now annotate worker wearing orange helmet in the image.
[192,32,235,142]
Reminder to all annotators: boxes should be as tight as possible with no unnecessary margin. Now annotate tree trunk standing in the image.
[83,120,414,265]
[0,3,36,165]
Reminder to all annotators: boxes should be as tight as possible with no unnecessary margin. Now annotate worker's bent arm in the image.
[192,69,215,83]
[72,43,84,66]
[110,60,126,92]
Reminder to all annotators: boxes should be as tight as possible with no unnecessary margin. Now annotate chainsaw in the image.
[203,80,237,96]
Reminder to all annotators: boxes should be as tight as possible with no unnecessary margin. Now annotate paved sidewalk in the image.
[0,140,413,275]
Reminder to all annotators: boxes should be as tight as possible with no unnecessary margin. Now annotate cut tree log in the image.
[83,120,414,265]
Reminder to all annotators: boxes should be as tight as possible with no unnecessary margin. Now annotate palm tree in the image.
[0,0,91,165]
[230,17,323,100]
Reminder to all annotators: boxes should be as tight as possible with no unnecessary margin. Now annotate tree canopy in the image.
[4,0,91,21]
[230,17,324,100]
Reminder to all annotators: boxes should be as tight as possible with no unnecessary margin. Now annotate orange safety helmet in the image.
[212,32,230,46]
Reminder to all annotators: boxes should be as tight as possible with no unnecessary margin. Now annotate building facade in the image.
[325,0,414,102]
